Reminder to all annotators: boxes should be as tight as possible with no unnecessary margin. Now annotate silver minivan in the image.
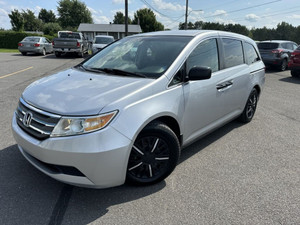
[12,30,265,188]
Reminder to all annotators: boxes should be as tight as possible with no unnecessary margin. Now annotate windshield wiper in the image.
[90,67,147,78]
[75,64,86,71]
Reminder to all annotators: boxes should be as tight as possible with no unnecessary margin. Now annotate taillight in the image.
[272,49,283,54]
[77,41,80,47]
[18,43,23,47]
[52,41,54,46]
[34,43,40,47]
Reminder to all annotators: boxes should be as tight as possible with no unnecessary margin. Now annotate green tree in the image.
[113,11,131,24]
[22,9,43,31]
[57,0,93,29]
[38,9,56,23]
[43,23,62,35]
[132,8,164,32]
[8,9,24,31]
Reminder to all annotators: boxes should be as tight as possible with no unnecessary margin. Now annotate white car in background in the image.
[92,35,115,54]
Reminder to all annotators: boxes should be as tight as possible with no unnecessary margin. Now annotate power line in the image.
[203,0,282,19]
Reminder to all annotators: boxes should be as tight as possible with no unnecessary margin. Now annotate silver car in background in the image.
[12,30,265,188]
[92,35,115,54]
[18,36,53,56]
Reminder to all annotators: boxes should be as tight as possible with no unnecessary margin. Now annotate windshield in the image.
[94,37,114,44]
[83,36,192,78]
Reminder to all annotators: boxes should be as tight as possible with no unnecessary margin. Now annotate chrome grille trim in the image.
[16,98,61,140]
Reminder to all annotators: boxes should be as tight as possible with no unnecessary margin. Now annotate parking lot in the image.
[0,52,299,225]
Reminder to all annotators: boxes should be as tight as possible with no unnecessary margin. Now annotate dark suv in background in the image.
[257,40,298,71]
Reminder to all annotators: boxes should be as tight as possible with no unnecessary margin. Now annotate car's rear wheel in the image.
[55,52,61,57]
[21,52,27,56]
[291,70,299,77]
[126,122,180,185]
[42,48,46,56]
[280,59,287,71]
[238,88,258,123]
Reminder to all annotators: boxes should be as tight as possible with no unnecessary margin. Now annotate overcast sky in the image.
[0,0,300,30]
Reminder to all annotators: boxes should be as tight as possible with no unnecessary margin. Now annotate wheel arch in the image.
[149,116,182,146]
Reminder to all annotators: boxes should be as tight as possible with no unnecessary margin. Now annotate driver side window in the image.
[186,39,219,74]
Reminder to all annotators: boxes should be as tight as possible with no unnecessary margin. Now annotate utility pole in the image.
[184,0,188,30]
[125,0,128,36]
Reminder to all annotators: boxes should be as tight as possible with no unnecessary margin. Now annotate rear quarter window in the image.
[245,42,260,65]
[222,38,244,68]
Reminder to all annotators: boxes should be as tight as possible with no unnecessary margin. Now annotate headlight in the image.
[51,111,118,137]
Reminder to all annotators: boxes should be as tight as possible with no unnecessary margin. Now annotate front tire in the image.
[238,88,258,123]
[126,122,180,185]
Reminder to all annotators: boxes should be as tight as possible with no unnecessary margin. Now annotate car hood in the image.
[22,68,153,116]
[93,43,107,49]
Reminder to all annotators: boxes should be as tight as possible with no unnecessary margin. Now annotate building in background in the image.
[78,23,142,41]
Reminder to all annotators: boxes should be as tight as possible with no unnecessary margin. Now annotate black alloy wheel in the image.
[127,123,180,185]
[280,59,287,71]
[238,88,258,123]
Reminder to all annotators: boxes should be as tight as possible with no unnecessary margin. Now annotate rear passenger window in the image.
[245,42,260,65]
[222,39,244,68]
[186,39,219,73]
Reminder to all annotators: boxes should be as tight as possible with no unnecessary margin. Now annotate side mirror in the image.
[188,66,212,81]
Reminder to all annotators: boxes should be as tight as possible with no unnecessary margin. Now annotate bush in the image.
[43,23,62,36]
[0,31,56,49]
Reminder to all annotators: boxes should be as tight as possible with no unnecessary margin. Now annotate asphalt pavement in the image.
[0,53,299,225]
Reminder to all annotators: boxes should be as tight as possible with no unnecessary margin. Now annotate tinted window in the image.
[245,43,260,65]
[257,42,279,49]
[223,38,244,68]
[60,33,80,39]
[23,37,40,42]
[186,39,219,73]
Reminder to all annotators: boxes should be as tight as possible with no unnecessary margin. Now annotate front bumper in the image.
[12,114,133,188]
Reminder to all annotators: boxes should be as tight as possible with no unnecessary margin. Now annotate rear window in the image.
[23,37,40,42]
[60,33,80,39]
[94,37,114,44]
[257,43,279,49]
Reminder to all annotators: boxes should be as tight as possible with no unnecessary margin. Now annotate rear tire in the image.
[126,122,180,185]
[55,52,61,57]
[291,70,299,77]
[42,48,46,56]
[280,59,287,71]
[21,52,27,56]
[238,88,258,123]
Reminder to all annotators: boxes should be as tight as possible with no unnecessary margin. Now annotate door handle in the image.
[216,80,233,91]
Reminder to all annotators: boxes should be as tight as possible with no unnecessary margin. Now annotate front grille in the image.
[15,98,61,140]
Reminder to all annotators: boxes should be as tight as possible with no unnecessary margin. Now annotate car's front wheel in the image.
[126,122,180,185]
[238,88,258,123]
